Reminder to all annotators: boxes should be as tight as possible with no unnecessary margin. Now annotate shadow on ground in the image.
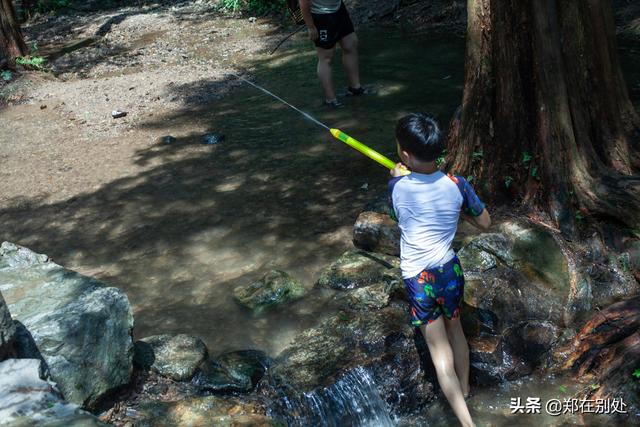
[0,29,466,354]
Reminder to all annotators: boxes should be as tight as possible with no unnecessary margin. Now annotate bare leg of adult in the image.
[444,316,471,398]
[339,32,361,89]
[420,317,475,427]
[316,46,337,101]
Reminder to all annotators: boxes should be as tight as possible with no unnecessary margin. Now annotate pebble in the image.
[111,110,128,118]
[202,133,225,145]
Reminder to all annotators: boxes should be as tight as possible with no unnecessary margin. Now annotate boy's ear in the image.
[400,149,412,163]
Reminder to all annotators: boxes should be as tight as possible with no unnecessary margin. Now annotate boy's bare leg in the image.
[316,46,337,101]
[338,32,361,89]
[420,318,475,427]
[444,316,471,397]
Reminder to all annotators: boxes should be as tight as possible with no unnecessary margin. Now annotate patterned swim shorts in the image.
[403,255,465,327]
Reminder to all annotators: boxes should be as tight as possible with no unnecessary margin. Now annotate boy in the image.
[299,0,364,108]
[389,113,490,427]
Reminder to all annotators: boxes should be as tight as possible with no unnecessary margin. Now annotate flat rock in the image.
[317,250,400,291]
[0,358,103,426]
[233,270,306,313]
[0,242,134,408]
[134,334,207,381]
[334,269,404,311]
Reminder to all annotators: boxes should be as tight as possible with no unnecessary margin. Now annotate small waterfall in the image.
[268,366,396,427]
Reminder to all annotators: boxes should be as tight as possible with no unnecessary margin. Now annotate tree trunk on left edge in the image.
[0,0,27,68]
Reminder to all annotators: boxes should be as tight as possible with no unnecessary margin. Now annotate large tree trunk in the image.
[0,0,27,68]
[448,0,640,233]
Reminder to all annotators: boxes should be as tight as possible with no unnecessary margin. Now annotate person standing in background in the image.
[299,0,365,108]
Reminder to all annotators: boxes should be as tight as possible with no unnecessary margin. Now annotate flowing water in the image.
[268,366,395,427]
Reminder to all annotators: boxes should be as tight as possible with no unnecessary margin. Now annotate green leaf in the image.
[1,70,12,81]
[589,383,600,390]
[472,150,483,159]
[466,175,474,183]
[559,385,567,393]
[633,369,640,379]
[504,176,514,188]
[522,152,532,164]
[531,166,538,178]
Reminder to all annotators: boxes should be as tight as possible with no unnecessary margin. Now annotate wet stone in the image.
[233,270,306,313]
[335,270,404,311]
[469,335,503,366]
[353,211,400,256]
[134,334,207,381]
[202,133,225,145]
[317,250,400,291]
[192,350,270,393]
[504,321,559,367]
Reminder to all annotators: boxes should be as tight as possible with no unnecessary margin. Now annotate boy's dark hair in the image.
[395,113,444,162]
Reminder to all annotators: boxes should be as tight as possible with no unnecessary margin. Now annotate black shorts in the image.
[311,2,355,50]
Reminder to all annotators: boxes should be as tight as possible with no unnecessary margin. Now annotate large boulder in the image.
[0,291,16,361]
[0,242,134,408]
[0,358,104,426]
[233,270,306,313]
[317,250,400,291]
[133,334,207,382]
[267,301,435,419]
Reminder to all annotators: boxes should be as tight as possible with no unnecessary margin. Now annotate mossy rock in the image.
[134,334,208,381]
[317,250,400,291]
[233,270,306,313]
[193,350,270,393]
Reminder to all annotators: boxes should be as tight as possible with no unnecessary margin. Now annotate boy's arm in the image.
[462,209,491,231]
[455,175,491,231]
[299,0,318,41]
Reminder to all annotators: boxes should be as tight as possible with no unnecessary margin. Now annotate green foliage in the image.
[504,176,514,188]
[575,211,584,221]
[218,0,286,14]
[558,385,567,393]
[35,0,71,13]
[530,165,538,178]
[466,175,475,183]
[1,70,12,81]
[522,151,532,165]
[472,150,483,160]
[589,383,600,390]
[633,369,640,379]
[435,149,447,167]
[16,56,46,70]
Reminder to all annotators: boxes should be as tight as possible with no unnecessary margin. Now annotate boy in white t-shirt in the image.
[389,113,491,427]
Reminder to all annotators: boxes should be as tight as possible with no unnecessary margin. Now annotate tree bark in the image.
[448,0,640,233]
[0,0,27,68]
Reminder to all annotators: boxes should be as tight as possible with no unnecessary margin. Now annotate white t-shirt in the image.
[311,0,342,14]
[389,171,485,279]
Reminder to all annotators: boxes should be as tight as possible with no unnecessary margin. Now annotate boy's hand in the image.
[391,162,409,177]
[308,26,319,41]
